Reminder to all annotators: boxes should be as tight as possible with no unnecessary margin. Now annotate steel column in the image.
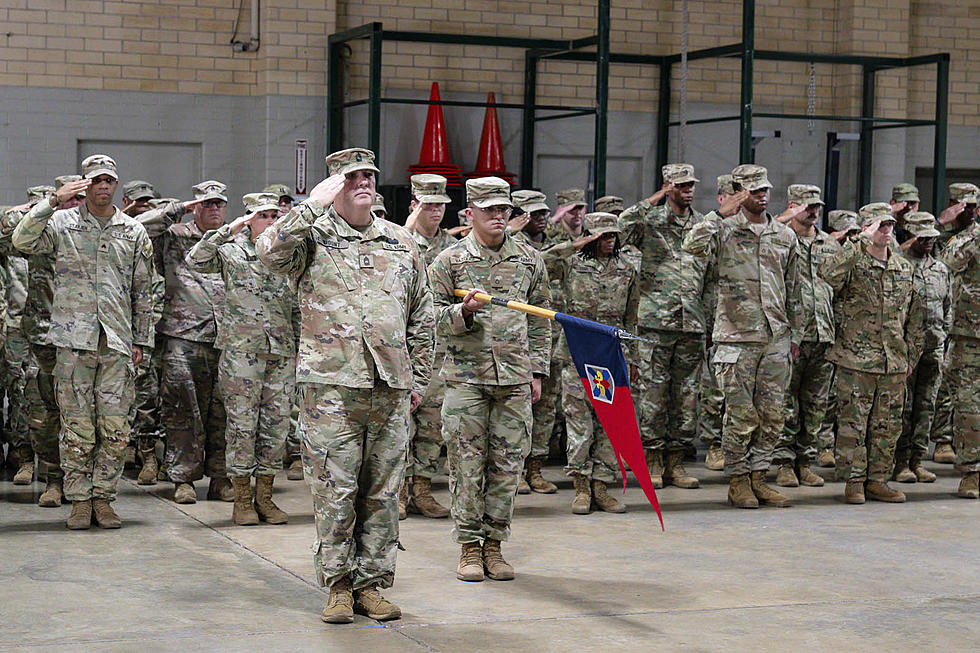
[858,65,876,206]
[932,54,950,212]
[327,41,344,153]
[656,61,671,188]
[593,0,610,197]
[368,23,383,158]
[521,51,538,187]
[738,0,755,163]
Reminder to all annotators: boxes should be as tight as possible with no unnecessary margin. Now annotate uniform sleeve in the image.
[618,200,650,247]
[624,267,640,363]
[526,256,552,376]
[785,236,804,347]
[904,272,925,371]
[11,200,57,255]
[429,252,472,337]
[682,210,722,258]
[818,235,866,293]
[941,263,953,337]
[256,201,320,278]
[131,229,155,349]
[137,201,183,240]
[186,225,233,273]
[941,231,980,274]
[541,240,576,285]
[405,244,435,397]
[290,290,302,354]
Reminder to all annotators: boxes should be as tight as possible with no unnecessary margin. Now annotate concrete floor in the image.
[1,460,978,652]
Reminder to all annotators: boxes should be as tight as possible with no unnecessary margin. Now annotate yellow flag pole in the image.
[453,289,556,321]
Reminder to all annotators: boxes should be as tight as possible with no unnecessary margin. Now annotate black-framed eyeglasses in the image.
[202,200,227,208]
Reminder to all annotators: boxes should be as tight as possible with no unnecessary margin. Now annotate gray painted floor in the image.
[1,460,977,652]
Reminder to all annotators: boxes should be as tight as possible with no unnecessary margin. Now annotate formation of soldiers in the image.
[2,148,979,625]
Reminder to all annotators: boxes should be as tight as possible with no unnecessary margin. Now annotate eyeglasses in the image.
[202,200,226,208]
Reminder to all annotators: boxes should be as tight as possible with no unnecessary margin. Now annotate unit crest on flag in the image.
[585,364,614,404]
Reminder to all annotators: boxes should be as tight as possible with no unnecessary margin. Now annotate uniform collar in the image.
[328,205,383,241]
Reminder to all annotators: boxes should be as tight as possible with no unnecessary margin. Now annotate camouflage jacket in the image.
[514,227,574,314]
[619,200,709,334]
[793,228,840,344]
[901,252,951,352]
[682,210,803,346]
[429,231,552,385]
[410,227,458,268]
[187,225,300,356]
[257,201,434,395]
[819,235,924,374]
[2,255,27,330]
[1,208,54,345]
[11,200,154,355]
[941,224,980,341]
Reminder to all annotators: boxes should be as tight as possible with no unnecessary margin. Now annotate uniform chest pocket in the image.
[315,244,356,292]
[381,253,412,297]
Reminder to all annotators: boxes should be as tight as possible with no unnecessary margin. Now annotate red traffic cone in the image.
[409,82,463,186]
[467,92,515,184]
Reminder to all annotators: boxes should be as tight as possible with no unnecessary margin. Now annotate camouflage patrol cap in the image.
[372,193,387,216]
[242,192,279,214]
[827,209,860,233]
[27,185,55,201]
[904,211,941,239]
[556,188,586,208]
[325,147,379,177]
[122,180,156,201]
[584,212,620,236]
[81,154,118,180]
[594,195,624,214]
[717,174,735,196]
[457,208,470,226]
[55,174,82,187]
[511,190,550,214]
[787,184,824,206]
[948,182,979,205]
[858,202,896,227]
[731,164,772,191]
[891,183,920,203]
[151,197,179,209]
[192,180,228,202]
[263,183,294,201]
[410,174,451,204]
[662,163,699,185]
[466,176,513,209]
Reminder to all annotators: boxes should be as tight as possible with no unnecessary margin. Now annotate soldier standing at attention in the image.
[258,148,434,623]
[819,203,923,504]
[428,177,551,583]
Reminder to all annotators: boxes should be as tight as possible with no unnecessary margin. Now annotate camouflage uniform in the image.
[257,148,434,591]
[1,239,29,467]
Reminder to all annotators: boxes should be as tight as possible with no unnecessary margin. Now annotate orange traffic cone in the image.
[408,82,462,186]
[467,92,515,185]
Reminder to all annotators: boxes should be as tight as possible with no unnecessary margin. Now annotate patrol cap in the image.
[151,197,179,209]
[827,209,860,233]
[27,185,55,201]
[891,183,920,203]
[457,208,470,226]
[858,202,896,227]
[556,188,586,208]
[787,184,825,206]
[584,212,620,236]
[410,174,451,204]
[192,180,228,203]
[372,193,387,216]
[662,163,699,185]
[54,174,82,187]
[731,164,772,191]
[242,192,279,214]
[325,147,379,177]
[263,183,293,201]
[466,176,513,209]
[594,195,624,214]
[511,190,550,214]
[904,211,941,239]
[123,180,156,201]
[717,174,735,196]
[948,182,979,205]
[81,154,118,180]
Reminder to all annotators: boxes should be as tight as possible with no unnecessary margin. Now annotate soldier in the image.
[936,183,978,249]
[263,183,294,216]
[12,155,154,528]
[429,177,551,583]
[683,164,802,509]
[187,192,299,525]
[594,195,624,216]
[889,183,920,244]
[257,148,434,623]
[620,164,709,489]
[819,203,923,504]
[548,188,587,241]
[121,180,156,217]
[893,212,948,484]
[371,192,388,219]
[543,212,638,513]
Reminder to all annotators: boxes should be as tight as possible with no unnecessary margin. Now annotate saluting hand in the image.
[718,190,749,218]
[404,202,424,232]
[54,179,91,206]
[228,213,252,234]
[777,203,807,224]
[571,232,602,250]
[508,211,530,232]
[938,201,966,226]
[646,182,670,205]
[309,173,346,207]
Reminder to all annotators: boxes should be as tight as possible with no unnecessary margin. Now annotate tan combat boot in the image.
[232,476,259,526]
[207,476,234,502]
[482,538,515,581]
[286,458,304,481]
[909,454,936,483]
[174,482,197,504]
[775,463,799,488]
[12,460,34,485]
[957,471,979,499]
[645,450,664,489]
[397,482,408,520]
[816,448,836,468]
[592,479,626,513]
[38,478,63,507]
[796,460,825,487]
[517,475,531,494]
[457,541,484,582]
[92,498,122,529]
[933,442,955,464]
[750,471,792,507]
[320,576,354,624]
[354,585,401,621]
[408,475,450,518]
[571,473,591,514]
[66,499,92,530]
[664,451,699,489]
[526,456,557,494]
[891,452,916,483]
[865,480,906,503]
[844,480,865,504]
[705,444,724,471]
[137,444,158,486]
[727,474,758,509]
[254,475,288,524]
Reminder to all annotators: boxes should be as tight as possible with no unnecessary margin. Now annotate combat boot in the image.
[397,482,408,520]
[796,460,825,487]
[844,480,865,504]
[320,576,354,624]
[571,473,591,514]
[457,541,484,582]
[645,450,664,489]
[592,479,626,513]
[38,478,63,507]
[517,475,531,494]
[286,458,304,481]
[12,460,34,485]
[933,442,955,464]
[750,471,792,507]
[816,448,835,468]
[354,585,401,621]
[92,498,122,529]
[775,463,799,488]
[526,456,557,494]
[664,451,699,489]
[865,480,906,503]
[137,445,158,486]
[891,452,916,483]
[207,476,234,502]
[66,499,92,529]
[232,476,259,526]
[705,444,724,471]
[482,538,515,581]
[957,471,979,499]
[254,475,288,524]
[174,482,197,504]
[727,474,758,509]
[408,475,449,518]
[909,454,936,483]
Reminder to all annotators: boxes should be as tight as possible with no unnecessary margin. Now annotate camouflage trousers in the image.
[161,336,227,483]
[443,381,532,544]
[54,336,135,502]
[774,341,834,464]
[713,340,792,477]
[27,343,61,480]
[408,373,445,479]
[637,329,703,452]
[560,364,617,483]
[834,367,905,483]
[896,346,943,461]
[130,344,164,449]
[218,349,294,478]
[944,336,980,471]
[698,346,724,446]
[930,361,953,446]
[284,399,303,462]
[1,326,33,464]
[529,351,561,459]
[301,381,409,590]
[816,363,838,452]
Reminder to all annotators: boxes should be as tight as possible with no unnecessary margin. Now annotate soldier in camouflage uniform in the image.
[594,195,624,216]
[258,148,434,623]
[543,212,638,514]
[13,155,154,529]
[371,192,388,219]
[429,176,551,583]
[773,184,838,488]
[263,183,294,216]
[188,192,300,526]
[548,188,587,242]
[889,183,920,244]
[818,203,923,504]
[683,164,802,509]
[122,180,157,218]
[620,164,709,489]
